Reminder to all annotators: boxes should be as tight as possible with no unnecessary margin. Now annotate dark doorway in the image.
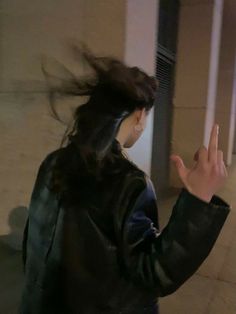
[151,0,180,196]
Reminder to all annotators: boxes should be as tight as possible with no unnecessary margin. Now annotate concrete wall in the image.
[0,0,158,240]
[0,0,126,238]
[215,0,236,164]
[170,0,223,187]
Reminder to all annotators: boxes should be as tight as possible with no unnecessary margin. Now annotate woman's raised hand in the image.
[170,124,228,203]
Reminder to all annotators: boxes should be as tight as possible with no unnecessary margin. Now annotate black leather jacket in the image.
[19,139,231,314]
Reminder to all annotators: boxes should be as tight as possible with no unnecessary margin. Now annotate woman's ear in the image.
[140,107,147,123]
[135,108,146,123]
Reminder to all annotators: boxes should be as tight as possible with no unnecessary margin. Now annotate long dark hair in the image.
[42,44,158,206]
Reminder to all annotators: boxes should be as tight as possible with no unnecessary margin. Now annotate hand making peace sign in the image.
[170,124,228,203]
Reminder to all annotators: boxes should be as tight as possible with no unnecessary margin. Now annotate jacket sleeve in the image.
[117,175,231,297]
[21,153,53,272]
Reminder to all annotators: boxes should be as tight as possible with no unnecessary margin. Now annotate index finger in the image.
[208,124,219,163]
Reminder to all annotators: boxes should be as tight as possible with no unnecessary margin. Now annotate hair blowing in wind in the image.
[41,43,158,206]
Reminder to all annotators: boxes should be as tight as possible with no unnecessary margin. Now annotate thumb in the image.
[170,155,187,179]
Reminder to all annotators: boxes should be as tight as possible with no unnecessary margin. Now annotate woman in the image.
[19,46,230,314]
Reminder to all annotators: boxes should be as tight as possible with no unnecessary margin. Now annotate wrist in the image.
[185,187,212,203]
[192,193,212,203]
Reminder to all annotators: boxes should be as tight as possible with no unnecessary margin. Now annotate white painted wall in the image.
[204,0,224,146]
[124,0,159,176]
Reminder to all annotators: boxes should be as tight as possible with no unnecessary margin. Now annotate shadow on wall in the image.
[0,206,28,251]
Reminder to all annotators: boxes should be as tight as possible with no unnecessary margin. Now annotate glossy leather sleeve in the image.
[117,175,231,297]
[21,154,53,272]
